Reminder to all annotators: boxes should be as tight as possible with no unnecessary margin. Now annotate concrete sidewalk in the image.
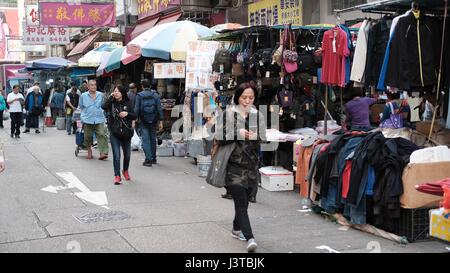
[0,126,448,253]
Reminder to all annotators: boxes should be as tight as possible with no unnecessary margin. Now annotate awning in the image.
[78,43,121,67]
[96,51,113,76]
[68,31,100,57]
[105,47,125,73]
[25,57,76,70]
[130,17,160,40]
[156,12,182,26]
[71,67,97,77]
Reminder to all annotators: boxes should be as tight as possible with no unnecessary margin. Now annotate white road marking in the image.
[41,172,108,207]
[315,245,340,253]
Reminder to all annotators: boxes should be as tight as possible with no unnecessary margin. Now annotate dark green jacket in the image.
[217,107,266,189]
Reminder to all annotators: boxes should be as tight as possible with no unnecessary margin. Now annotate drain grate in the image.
[74,211,131,224]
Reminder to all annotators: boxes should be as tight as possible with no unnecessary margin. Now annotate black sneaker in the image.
[23,129,30,133]
[35,130,40,134]
[249,196,256,203]
[221,193,233,200]
[151,159,157,164]
[15,135,20,139]
[10,133,13,138]
[143,160,152,167]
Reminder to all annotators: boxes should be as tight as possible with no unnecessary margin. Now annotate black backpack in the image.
[212,49,232,73]
[139,91,160,124]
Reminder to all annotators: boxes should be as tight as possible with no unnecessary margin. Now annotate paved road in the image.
[0,125,448,253]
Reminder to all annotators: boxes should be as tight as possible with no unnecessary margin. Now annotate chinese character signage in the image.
[138,0,181,20]
[248,0,303,26]
[185,41,221,90]
[153,63,185,79]
[39,2,116,27]
[23,23,70,45]
[26,5,40,26]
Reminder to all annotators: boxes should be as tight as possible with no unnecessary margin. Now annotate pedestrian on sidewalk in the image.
[79,79,109,160]
[23,86,43,134]
[50,85,65,124]
[216,82,266,253]
[0,90,6,128]
[134,79,163,167]
[6,85,24,138]
[65,86,79,135]
[102,85,137,185]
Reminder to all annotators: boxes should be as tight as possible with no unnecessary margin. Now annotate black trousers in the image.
[10,112,22,136]
[26,114,39,129]
[0,110,3,127]
[226,184,258,199]
[229,185,254,240]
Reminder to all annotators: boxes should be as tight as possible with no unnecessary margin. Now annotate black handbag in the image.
[111,104,134,140]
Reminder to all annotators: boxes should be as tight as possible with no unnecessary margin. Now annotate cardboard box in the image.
[429,208,450,242]
[400,162,450,209]
[416,121,444,136]
[259,166,294,192]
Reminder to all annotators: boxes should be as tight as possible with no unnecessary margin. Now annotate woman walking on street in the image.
[216,82,266,252]
[102,86,137,185]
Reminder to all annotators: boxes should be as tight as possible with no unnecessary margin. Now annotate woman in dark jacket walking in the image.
[216,82,266,252]
[102,85,137,185]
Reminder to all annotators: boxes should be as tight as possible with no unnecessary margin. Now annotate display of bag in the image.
[237,35,253,65]
[299,73,313,86]
[380,102,404,129]
[232,63,244,76]
[212,48,232,73]
[278,89,293,108]
[282,26,298,74]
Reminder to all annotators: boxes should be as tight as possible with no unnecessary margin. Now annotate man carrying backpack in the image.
[134,79,163,167]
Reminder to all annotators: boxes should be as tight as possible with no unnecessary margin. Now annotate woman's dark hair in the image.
[233,82,258,105]
[387,92,400,100]
[115,85,128,101]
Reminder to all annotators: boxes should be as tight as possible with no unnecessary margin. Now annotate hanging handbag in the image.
[272,30,284,67]
[380,102,404,129]
[282,26,298,74]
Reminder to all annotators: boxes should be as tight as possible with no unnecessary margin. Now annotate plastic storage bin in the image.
[174,142,187,157]
[259,166,294,191]
[156,146,173,157]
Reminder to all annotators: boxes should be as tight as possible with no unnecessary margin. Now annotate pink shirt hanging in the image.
[321,27,350,87]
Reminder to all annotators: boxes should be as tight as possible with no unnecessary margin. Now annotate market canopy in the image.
[25,57,75,70]
[335,0,450,13]
[105,47,125,73]
[96,51,113,76]
[78,43,122,67]
[121,20,216,65]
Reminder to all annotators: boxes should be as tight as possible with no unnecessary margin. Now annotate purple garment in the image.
[345,97,376,127]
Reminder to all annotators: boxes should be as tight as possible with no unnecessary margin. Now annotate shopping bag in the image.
[2,110,9,121]
[131,130,142,150]
[206,142,236,188]
[45,107,53,126]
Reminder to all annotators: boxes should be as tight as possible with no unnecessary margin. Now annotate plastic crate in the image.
[156,146,173,157]
[397,208,431,242]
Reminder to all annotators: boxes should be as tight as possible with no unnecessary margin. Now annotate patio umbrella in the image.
[122,20,216,64]
[211,23,243,32]
[96,51,113,76]
[26,57,75,69]
[78,44,120,67]
[105,47,125,73]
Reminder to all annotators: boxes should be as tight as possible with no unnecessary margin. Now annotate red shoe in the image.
[87,148,93,159]
[114,176,122,185]
[123,170,131,181]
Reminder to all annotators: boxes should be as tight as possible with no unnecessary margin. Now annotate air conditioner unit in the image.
[211,0,231,7]
[29,51,46,57]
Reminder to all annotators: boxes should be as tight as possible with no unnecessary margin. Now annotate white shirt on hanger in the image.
[350,20,372,84]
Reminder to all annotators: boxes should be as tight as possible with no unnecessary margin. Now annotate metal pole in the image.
[324,85,328,135]
[123,0,128,29]
[427,0,448,143]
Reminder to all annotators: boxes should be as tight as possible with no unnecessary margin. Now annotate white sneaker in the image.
[247,238,257,252]
[231,229,246,241]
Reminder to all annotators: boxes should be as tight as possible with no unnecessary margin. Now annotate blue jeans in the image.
[110,133,131,177]
[141,123,157,161]
[66,114,75,134]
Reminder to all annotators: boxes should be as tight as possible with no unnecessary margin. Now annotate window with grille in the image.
[329,0,367,15]
[0,0,18,8]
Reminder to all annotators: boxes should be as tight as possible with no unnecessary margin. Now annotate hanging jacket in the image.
[365,17,391,87]
[386,12,440,90]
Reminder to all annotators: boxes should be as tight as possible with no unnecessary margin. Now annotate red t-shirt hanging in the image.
[321,27,350,87]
